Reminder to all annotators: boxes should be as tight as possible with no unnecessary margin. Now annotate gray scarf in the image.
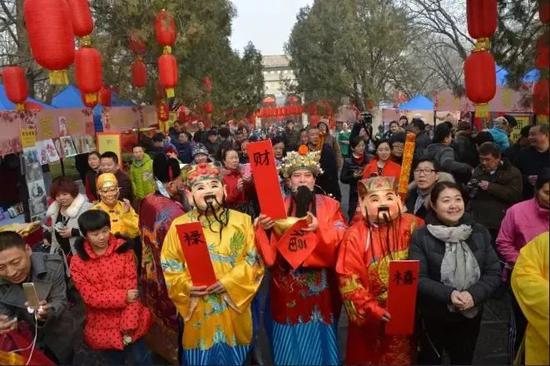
[427,224,481,318]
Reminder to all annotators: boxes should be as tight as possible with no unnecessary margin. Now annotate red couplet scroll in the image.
[175,222,217,287]
[247,140,287,220]
[385,260,420,335]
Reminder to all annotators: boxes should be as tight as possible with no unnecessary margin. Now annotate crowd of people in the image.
[0,114,548,366]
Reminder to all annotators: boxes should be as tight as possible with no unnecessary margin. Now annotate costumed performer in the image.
[255,149,347,365]
[336,176,423,365]
[161,162,264,365]
[511,231,549,366]
[91,173,139,239]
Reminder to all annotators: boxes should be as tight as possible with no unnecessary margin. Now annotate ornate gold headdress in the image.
[185,162,223,188]
[279,148,323,178]
[357,176,396,198]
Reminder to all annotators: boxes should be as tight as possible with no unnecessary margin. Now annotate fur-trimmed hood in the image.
[47,193,89,218]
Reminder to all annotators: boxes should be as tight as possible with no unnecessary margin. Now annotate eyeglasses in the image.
[414,169,436,175]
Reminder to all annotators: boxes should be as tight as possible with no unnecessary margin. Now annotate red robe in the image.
[255,194,347,324]
[336,213,423,365]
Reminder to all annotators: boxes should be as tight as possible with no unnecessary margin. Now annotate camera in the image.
[466,178,480,198]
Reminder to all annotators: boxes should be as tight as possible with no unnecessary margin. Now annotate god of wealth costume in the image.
[91,173,139,239]
[511,232,549,366]
[161,162,264,365]
[139,156,187,364]
[336,177,424,365]
[255,150,347,366]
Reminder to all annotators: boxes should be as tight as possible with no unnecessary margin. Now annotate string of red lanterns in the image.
[155,10,178,98]
[464,0,497,125]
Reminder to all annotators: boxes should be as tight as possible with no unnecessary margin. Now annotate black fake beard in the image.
[292,185,314,217]
[192,193,229,239]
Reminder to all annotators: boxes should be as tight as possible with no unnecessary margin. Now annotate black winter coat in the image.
[468,159,523,230]
[408,214,501,323]
[340,153,372,220]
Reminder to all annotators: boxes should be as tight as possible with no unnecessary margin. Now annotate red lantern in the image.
[75,47,103,105]
[204,101,213,114]
[131,59,147,88]
[129,31,146,55]
[67,0,93,44]
[24,0,75,85]
[465,50,496,120]
[466,0,497,39]
[99,86,112,106]
[203,76,212,93]
[539,0,550,23]
[158,101,169,121]
[1,66,28,110]
[2,66,28,111]
[155,10,176,48]
[535,33,549,70]
[158,54,178,98]
[533,78,549,115]
[464,51,496,103]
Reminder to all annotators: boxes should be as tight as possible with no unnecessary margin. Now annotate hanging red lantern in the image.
[535,32,549,70]
[203,76,212,93]
[99,86,112,106]
[75,47,103,106]
[129,31,146,55]
[157,101,169,121]
[1,66,28,111]
[24,0,75,85]
[204,101,213,114]
[539,0,550,23]
[155,10,176,50]
[131,59,147,88]
[158,54,178,98]
[466,0,497,39]
[465,50,496,118]
[533,78,549,115]
[67,0,93,45]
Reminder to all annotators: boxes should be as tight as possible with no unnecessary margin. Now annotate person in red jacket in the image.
[221,148,254,213]
[363,139,401,180]
[70,210,152,365]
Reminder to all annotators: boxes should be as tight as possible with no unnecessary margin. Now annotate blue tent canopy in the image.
[52,85,135,132]
[399,95,434,110]
[52,85,134,108]
[0,84,53,111]
[496,67,540,86]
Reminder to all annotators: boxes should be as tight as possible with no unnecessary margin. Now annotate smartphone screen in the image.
[22,282,41,310]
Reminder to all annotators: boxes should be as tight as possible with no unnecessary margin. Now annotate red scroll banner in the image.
[385,260,420,335]
[176,222,217,286]
[247,140,287,220]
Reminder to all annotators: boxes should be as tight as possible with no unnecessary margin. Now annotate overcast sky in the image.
[230,0,313,55]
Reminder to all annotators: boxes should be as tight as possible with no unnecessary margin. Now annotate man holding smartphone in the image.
[0,231,78,364]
